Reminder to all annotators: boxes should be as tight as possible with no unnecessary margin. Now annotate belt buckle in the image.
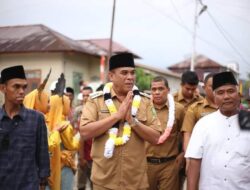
[157,158,161,164]
[151,158,161,164]
[147,157,162,164]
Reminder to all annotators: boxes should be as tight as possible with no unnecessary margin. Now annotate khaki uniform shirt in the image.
[173,89,203,111]
[181,98,217,133]
[146,102,185,158]
[80,89,161,190]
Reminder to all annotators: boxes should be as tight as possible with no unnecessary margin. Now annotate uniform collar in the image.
[110,87,134,100]
[176,89,185,102]
[177,88,201,102]
[203,98,217,109]
[110,87,118,99]
[153,100,169,110]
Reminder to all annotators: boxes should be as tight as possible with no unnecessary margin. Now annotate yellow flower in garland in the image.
[123,125,131,136]
[103,82,141,158]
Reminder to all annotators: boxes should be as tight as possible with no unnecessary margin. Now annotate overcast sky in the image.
[1,0,250,78]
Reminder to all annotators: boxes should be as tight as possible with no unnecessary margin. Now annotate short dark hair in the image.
[82,86,93,92]
[204,73,214,84]
[151,76,169,88]
[181,71,199,85]
[66,87,74,95]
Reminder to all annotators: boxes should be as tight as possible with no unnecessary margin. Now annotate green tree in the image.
[135,68,153,92]
[242,73,250,96]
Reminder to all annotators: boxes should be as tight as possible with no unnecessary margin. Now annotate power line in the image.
[205,0,250,12]
[201,0,250,69]
[206,10,250,68]
[169,0,185,26]
[142,0,236,57]
[213,5,250,26]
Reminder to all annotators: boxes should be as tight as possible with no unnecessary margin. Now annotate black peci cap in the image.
[212,71,238,90]
[0,65,26,84]
[109,52,135,71]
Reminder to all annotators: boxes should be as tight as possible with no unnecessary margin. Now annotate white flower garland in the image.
[103,82,141,158]
[157,93,175,144]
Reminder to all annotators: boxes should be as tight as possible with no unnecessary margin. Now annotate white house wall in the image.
[0,53,63,92]
[63,53,100,89]
[167,77,181,94]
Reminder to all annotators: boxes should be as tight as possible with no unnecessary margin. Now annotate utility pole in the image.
[191,0,207,71]
[105,0,116,81]
[191,0,198,71]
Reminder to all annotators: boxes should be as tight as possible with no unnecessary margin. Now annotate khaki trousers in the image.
[93,184,147,190]
[147,159,180,190]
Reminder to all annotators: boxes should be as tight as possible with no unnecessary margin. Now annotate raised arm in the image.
[80,91,133,140]
[127,98,161,145]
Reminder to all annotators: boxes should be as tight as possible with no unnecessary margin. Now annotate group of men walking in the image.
[0,52,249,190]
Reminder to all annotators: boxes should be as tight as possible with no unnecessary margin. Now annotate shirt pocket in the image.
[98,111,110,120]
[137,112,147,124]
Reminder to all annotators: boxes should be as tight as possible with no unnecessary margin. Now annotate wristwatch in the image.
[130,117,140,127]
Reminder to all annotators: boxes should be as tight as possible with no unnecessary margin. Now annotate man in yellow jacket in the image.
[46,74,79,190]
[24,73,79,190]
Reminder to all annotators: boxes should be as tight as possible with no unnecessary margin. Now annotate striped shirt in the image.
[0,106,50,190]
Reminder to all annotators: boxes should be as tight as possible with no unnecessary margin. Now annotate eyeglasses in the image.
[1,134,9,151]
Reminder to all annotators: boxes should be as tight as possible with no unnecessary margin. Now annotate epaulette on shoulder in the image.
[90,91,103,99]
[139,92,151,99]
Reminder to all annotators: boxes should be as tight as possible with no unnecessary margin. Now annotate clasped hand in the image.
[115,91,133,124]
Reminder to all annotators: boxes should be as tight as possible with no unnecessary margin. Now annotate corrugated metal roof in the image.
[168,54,225,69]
[0,24,95,55]
[78,39,141,58]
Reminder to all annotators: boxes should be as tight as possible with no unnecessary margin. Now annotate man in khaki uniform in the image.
[182,73,217,152]
[173,71,203,110]
[173,71,203,189]
[80,53,161,190]
[146,76,185,190]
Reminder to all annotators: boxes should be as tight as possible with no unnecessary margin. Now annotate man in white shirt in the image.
[185,71,250,190]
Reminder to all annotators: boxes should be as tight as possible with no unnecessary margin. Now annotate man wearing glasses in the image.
[0,65,50,190]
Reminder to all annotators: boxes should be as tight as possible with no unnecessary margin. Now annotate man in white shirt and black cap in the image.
[185,71,250,190]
